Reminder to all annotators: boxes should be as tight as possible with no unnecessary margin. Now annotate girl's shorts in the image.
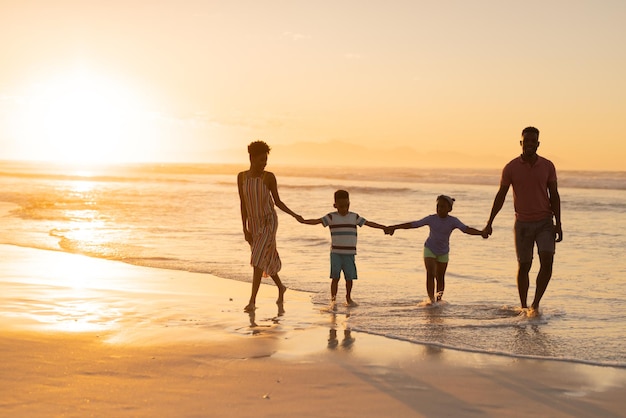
[424,246,449,263]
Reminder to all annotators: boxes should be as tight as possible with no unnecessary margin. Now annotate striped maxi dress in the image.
[241,171,282,276]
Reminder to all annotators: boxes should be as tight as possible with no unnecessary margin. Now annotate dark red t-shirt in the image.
[501,155,557,222]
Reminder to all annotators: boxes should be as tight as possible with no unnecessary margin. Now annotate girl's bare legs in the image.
[435,261,448,301]
[424,257,437,303]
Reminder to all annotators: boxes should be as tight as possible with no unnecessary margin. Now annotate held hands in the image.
[384,226,395,236]
[482,224,493,239]
[294,214,304,223]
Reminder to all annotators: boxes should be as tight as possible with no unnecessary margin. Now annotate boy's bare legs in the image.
[330,278,340,308]
[345,280,356,306]
[517,261,532,309]
[244,267,264,312]
[531,252,554,310]
[424,257,437,303]
[270,273,287,305]
[330,278,340,300]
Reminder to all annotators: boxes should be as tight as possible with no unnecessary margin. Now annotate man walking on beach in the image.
[484,126,562,311]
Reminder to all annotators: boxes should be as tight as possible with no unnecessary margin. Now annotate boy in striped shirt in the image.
[299,189,387,307]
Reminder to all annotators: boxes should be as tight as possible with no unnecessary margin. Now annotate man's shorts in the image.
[330,253,358,280]
[514,217,556,263]
[423,246,449,263]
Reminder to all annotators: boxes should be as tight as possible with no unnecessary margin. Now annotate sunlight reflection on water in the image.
[32,297,121,333]
[0,247,139,333]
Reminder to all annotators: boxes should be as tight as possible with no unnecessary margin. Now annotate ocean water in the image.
[0,161,625,367]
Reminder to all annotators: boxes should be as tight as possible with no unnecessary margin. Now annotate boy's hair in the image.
[334,189,349,201]
[521,126,539,137]
[248,141,271,157]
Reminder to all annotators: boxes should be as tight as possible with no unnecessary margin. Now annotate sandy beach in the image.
[1,244,624,418]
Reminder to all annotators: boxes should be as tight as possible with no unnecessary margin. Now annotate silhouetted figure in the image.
[237,141,302,312]
[484,127,562,311]
[386,195,486,303]
[299,190,386,308]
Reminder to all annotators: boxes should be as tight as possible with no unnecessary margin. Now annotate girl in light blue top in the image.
[385,195,487,304]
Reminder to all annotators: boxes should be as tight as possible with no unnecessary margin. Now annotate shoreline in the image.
[357,331,626,370]
[3,239,622,370]
[1,244,625,417]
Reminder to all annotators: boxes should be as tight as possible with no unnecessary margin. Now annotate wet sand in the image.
[1,245,624,417]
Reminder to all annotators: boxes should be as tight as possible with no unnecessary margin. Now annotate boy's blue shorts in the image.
[330,253,358,280]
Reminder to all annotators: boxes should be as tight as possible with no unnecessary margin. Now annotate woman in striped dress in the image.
[237,141,302,312]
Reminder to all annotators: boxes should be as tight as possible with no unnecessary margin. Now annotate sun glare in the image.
[19,68,148,164]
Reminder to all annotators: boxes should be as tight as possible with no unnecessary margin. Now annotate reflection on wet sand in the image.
[327,328,356,350]
[247,303,285,334]
[512,324,555,357]
[327,310,355,351]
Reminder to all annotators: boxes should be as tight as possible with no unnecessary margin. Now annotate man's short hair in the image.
[521,126,540,137]
[248,141,271,157]
[334,189,349,201]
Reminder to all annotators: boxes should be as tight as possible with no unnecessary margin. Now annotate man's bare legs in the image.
[531,252,554,310]
[517,261,532,309]
[518,253,553,310]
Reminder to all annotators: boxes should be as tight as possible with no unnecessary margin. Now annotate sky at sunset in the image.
[1,1,625,170]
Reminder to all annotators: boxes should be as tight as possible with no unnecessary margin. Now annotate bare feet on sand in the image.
[277,285,287,304]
